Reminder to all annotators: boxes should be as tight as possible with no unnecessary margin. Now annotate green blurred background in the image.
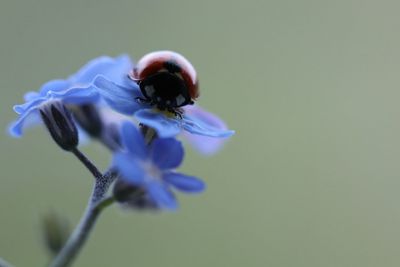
[1,0,400,266]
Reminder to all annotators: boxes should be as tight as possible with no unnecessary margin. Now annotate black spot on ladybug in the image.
[164,60,182,73]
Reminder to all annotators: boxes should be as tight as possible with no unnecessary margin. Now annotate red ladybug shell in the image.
[132,51,199,100]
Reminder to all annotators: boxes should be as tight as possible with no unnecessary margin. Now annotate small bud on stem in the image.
[39,101,79,151]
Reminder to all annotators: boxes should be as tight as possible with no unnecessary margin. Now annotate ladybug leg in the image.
[168,108,183,119]
[176,111,183,119]
[135,97,151,104]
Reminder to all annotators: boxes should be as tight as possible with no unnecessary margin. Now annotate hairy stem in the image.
[48,170,117,267]
[71,148,102,179]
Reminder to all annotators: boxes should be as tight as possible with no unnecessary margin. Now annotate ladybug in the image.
[130,51,199,114]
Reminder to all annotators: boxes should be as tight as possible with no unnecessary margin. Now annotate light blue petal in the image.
[23,91,40,102]
[113,152,145,185]
[181,105,234,154]
[181,115,235,137]
[68,55,133,85]
[99,54,135,88]
[13,97,47,114]
[182,132,230,155]
[9,55,135,139]
[8,108,40,137]
[94,75,143,115]
[147,182,178,210]
[48,85,100,104]
[134,110,181,138]
[39,79,71,95]
[15,83,96,114]
[120,121,147,159]
[163,172,206,193]
[151,138,184,170]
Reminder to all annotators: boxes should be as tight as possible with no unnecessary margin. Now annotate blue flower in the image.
[93,67,235,154]
[113,121,205,210]
[8,55,133,137]
[181,105,233,155]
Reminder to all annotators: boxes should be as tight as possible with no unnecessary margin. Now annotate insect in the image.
[130,51,199,115]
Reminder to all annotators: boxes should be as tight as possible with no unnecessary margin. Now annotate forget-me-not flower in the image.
[113,121,205,210]
[92,60,235,154]
[8,55,133,137]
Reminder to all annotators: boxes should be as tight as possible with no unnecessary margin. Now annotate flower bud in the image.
[70,104,103,138]
[39,101,79,151]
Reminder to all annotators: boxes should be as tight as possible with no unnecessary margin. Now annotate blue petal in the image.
[147,182,178,210]
[151,138,184,170]
[120,121,147,159]
[8,108,40,137]
[94,75,143,115]
[100,55,135,88]
[113,152,145,185]
[13,97,47,114]
[9,55,134,138]
[134,110,181,138]
[181,115,235,137]
[39,79,71,95]
[183,133,231,155]
[68,55,133,86]
[14,80,85,114]
[181,105,234,154]
[48,85,100,104]
[96,107,134,150]
[23,91,40,102]
[163,172,206,193]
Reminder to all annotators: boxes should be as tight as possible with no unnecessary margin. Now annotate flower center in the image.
[140,160,162,182]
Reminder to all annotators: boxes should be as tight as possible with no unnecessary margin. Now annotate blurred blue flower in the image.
[8,55,133,137]
[113,121,205,210]
[94,71,235,154]
[181,105,233,155]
